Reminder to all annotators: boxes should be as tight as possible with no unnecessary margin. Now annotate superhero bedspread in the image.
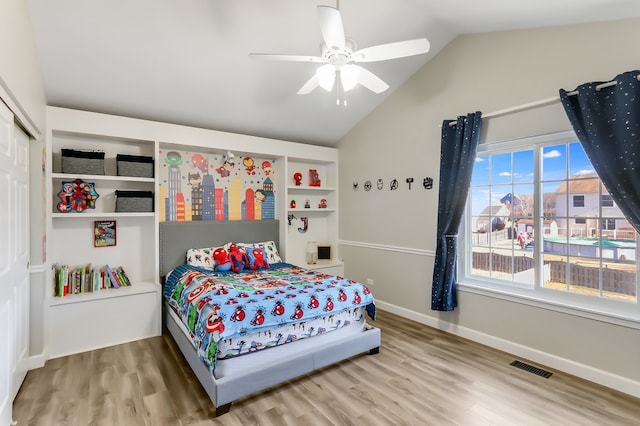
[164,263,376,373]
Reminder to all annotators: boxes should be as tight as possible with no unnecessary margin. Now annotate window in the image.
[463,132,638,322]
[600,218,616,230]
[573,195,585,207]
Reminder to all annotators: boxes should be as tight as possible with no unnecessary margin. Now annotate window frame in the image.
[572,195,585,208]
[458,131,640,328]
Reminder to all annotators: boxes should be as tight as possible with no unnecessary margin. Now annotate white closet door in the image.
[0,100,30,426]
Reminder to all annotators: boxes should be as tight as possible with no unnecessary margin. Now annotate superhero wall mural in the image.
[158,149,276,222]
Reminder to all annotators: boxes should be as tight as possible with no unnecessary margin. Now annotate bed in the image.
[159,220,381,416]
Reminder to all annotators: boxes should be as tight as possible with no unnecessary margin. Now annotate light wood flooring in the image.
[13,310,640,425]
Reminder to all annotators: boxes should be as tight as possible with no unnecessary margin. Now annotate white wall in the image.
[0,0,46,136]
[338,18,640,395]
[1,0,47,360]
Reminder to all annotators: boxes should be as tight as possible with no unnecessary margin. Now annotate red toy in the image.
[293,172,303,186]
[213,247,232,272]
[249,247,270,270]
[228,244,249,273]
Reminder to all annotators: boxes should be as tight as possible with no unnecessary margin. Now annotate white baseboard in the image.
[28,353,46,370]
[376,300,640,398]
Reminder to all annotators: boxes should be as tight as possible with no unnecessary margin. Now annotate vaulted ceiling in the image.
[27,0,640,146]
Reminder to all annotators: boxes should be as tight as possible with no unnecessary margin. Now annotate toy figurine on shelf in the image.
[293,172,303,186]
[290,200,296,209]
[309,169,321,187]
[304,200,311,209]
[318,198,327,209]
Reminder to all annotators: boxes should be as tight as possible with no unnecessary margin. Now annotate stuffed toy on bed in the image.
[247,247,269,270]
[213,247,232,272]
[228,244,249,273]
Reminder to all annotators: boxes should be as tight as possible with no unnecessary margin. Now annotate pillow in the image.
[186,243,231,269]
[245,246,270,270]
[236,240,282,264]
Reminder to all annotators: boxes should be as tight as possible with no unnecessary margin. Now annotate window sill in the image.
[457,279,640,330]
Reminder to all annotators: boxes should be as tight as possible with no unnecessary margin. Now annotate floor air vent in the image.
[510,360,553,378]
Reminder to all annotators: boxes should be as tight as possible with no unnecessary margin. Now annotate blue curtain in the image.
[431,112,482,311]
[560,70,640,234]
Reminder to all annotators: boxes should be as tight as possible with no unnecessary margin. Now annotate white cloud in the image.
[575,169,595,175]
[499,172,511,177]
[543,149,562,158]
[475,157,485,162]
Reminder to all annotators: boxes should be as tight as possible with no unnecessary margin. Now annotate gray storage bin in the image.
[115,190,154,212]
[61,149,105,175]
[116,154,154,178]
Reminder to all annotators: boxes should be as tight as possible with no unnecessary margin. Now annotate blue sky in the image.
[470,142,596,215]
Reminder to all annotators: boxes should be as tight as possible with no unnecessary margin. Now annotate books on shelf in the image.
[51,263,132,297]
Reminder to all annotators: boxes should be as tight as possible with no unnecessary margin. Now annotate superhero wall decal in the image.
[352,177,434,191]
[158,149,276,222]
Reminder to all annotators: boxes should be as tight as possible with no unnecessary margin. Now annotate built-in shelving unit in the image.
[45,108,161,358]
[285,158,339,269]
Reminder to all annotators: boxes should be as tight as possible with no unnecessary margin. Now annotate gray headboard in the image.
[159,220,280,277]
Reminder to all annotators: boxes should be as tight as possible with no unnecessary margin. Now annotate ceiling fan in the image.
[249,5,430,99]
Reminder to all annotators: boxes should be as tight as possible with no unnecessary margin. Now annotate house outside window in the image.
[462,132,638,323]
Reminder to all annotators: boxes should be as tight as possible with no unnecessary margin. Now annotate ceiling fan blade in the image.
[353,38,430,62]
[297,75,320,95]
[354,66,389,93]
[249,53,325,63]
[317,6,345,50]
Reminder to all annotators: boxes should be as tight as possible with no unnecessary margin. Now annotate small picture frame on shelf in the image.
[94,220,116,247]
[309,169,321,187]
[317,245,332,261]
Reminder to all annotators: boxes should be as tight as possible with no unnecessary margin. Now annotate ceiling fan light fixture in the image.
[249,6,429,97]
[316,64,336,91]
[340,64,359,91]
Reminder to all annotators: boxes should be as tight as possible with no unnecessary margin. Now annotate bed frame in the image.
[159,220,381,416]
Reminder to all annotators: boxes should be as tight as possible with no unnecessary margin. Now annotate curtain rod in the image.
[447,74,640,126]
[446,96,559,127]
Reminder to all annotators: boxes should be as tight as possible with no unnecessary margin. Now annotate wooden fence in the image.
[473,229,510,245]
[473,251,534,274]
[472,251,636,296]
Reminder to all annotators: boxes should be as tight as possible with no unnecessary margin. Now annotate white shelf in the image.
[52,173,154,183]
[305,260,343,268]
[48,280,159,307]
[287,208,335,213]
[287,185,336,192]
[304,260,344,276]
[52,212,154,219]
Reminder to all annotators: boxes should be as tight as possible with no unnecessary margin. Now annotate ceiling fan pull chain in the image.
[336,68,344,106]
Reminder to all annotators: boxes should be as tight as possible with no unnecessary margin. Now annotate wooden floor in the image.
[13,310,640,425]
